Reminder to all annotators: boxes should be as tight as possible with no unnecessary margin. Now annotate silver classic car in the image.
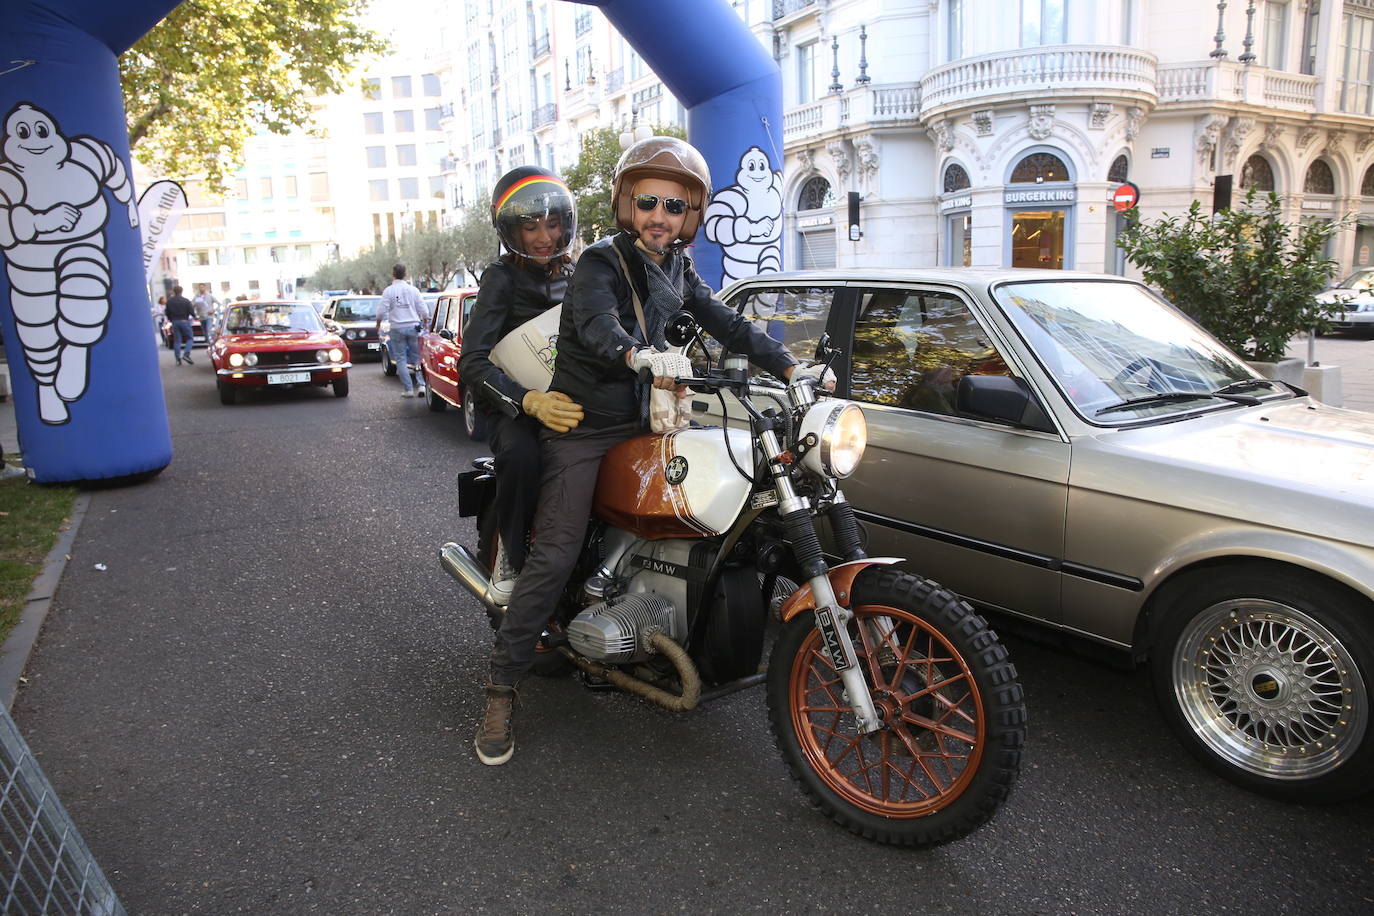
[714,268,1374,803]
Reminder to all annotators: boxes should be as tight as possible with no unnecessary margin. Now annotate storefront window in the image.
[946,213,972,266]
[1011,211,1066,269]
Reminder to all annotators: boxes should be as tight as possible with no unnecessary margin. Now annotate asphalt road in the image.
[11,346,1374,915]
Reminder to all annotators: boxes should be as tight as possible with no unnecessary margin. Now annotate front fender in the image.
[777,558,903,622]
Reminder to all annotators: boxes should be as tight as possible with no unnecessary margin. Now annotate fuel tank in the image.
[594,427,755,539]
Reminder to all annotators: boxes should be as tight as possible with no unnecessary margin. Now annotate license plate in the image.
[367,342,380,350]
[267,371,311,385]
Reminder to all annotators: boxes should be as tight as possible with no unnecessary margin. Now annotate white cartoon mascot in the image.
[0,103,138,425]
[703,145,782,286]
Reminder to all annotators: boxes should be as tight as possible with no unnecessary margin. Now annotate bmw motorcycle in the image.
[441,314,1025,847]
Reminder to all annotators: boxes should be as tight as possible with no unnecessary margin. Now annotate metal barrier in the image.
[0,707,124,914]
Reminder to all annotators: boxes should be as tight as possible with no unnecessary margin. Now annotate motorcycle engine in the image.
[566,593,680,663]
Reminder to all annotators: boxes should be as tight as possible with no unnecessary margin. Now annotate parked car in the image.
[210,300,351,404]
[417,288,484,435]
[1315,267,1374,332]
[705,267,1374,803]
[320,295,384,359]
[160,315,208,349]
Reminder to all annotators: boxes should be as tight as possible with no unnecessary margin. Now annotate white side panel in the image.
[666,427,755,535]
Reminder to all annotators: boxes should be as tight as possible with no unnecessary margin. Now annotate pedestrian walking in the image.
[163,286,195,365]
[375,264,430,397]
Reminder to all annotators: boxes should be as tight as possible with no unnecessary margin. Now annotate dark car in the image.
[320,295,384,359]
[160,315,208,349]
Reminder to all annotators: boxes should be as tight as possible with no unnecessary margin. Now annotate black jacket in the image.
[459,256,570,418]
[550,232,797,426]
[163,295,194,322]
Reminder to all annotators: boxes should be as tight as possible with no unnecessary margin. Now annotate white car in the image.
[1316,268,1374,331]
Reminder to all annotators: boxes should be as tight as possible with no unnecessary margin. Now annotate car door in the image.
[837,283,1069,624]
[422,295,463,404]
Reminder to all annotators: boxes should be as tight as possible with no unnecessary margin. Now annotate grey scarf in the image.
[633,246,685,420]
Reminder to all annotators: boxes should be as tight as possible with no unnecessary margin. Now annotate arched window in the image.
[1304,159,1335,194]
[1107,154,1129,184]
[1363,165,1374,196]
[1009,151,1070,183]
[1240,154,1276,191]
[943,163,971,192]
[798,176,834,211]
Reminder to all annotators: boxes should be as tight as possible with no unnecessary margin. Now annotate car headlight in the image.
[244,352,258,367]
[316,349,330,363]
[228,352,244,368]
[798,402,867,479]
[329,348,344,362]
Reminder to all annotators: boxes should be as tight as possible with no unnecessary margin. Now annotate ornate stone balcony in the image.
[1156,60,1319,114]
[783,82,920,142]
[919,45,1159,120]
[531,102,558,130]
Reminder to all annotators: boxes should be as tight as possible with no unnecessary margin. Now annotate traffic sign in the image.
[1112,181,1140,212]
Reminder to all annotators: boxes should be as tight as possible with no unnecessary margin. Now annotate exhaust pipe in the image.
[439,542,504,617]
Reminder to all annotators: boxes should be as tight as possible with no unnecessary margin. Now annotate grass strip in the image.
[0,454,78,647]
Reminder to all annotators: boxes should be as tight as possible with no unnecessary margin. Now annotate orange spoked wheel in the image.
[766,567,1025,846]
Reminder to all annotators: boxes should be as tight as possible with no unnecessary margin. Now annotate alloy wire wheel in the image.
[1171,600,1366,782]
[767,568,1023,846]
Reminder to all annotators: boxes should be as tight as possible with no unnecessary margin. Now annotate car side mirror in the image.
[956,375,1054,433]
[439,328,456,341]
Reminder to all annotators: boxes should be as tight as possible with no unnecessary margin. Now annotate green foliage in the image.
[308,237,396,294]
[0,467,76,647]
[563,124,687,246]
[400,225,464,290]
[121,0,388,190]
[451,192,496,284]
[1116,190,1346,362]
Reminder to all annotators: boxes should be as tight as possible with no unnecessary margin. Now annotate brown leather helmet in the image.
[612,136,712,242]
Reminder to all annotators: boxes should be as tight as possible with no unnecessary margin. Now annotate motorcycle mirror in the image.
[665,311,699,348]
[814,333,835,364]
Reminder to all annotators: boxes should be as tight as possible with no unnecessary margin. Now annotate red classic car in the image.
[417,288,486,438]
[210,300,352,405]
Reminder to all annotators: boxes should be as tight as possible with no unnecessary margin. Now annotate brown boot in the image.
[475,683,518,766]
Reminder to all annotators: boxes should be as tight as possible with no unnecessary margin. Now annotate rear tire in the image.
[381,346,397,376]
[427,374,447,412]
[767,567,1024,846]
[462,386,489,441]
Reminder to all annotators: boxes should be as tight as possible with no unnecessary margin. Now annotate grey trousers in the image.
[488,421,640,685]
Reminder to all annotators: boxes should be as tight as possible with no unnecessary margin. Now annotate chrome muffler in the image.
[439,542,504,616]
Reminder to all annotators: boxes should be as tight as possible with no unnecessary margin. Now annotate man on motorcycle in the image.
[459,166,583,605]
[476,136,827,766]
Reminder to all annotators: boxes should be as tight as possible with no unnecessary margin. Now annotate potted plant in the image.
[1117,189,1345,381]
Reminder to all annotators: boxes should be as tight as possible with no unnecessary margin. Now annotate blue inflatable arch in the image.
[0,0,779,484]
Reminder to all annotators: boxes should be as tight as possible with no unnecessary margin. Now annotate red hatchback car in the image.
[417,288,486,437]
[210,300,352,405]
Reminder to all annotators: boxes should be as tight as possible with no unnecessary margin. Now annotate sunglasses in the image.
[633,194,688,215]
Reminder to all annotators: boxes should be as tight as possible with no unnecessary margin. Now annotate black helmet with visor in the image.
[490,166,577,260]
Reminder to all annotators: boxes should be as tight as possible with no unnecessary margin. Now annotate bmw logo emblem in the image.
[665,455,689,486]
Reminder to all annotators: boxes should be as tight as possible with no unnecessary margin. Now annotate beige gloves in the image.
[522,389,584,432]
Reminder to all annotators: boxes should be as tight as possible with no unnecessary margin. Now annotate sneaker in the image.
[487,541,517,606]
[416,384,427,398]
[400,389,413,398]
[175,358,181,366]
[475,683,517,765]
[185,356,194,365]
[1,464,27,480]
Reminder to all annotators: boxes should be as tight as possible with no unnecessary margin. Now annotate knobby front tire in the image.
[767,567,1025,847]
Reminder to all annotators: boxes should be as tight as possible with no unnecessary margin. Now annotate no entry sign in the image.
[1112,181,1140,212]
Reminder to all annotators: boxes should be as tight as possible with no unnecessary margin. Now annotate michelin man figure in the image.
[703,145,782,286]
[0,103,137,425]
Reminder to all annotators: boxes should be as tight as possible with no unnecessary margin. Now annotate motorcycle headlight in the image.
[798,402,867,479]
[329,348,344,362]
[228,352,244,368]
[244,352,258,367]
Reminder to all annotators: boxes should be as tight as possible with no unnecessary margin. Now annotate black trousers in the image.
[488,421,639,686]
[487,412,541,572]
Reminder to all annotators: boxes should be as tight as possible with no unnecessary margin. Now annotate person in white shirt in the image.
[374,263,431,397]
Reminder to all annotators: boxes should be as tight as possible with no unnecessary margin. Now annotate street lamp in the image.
[619,107,652,150]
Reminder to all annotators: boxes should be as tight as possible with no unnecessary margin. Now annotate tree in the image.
[450,192,496,285]
[120,0,387,190]
[400,225,463,290]
[1116,190,1347,362]
[563,124,687,246]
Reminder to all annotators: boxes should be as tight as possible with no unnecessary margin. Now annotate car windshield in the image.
[994,279,1285,422]
[224,304,323,334]
[332,297,381,321]
[1335,268,1374,291]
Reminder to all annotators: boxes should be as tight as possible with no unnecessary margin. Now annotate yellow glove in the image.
[522,389,584,433]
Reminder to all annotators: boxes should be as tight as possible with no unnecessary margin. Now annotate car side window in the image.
[732,286,834,378]
[850,289,1010,416]
[432,297,451,332]
[451,294,474,334]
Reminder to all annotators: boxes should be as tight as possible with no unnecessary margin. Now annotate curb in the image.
[0,491,91,711]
